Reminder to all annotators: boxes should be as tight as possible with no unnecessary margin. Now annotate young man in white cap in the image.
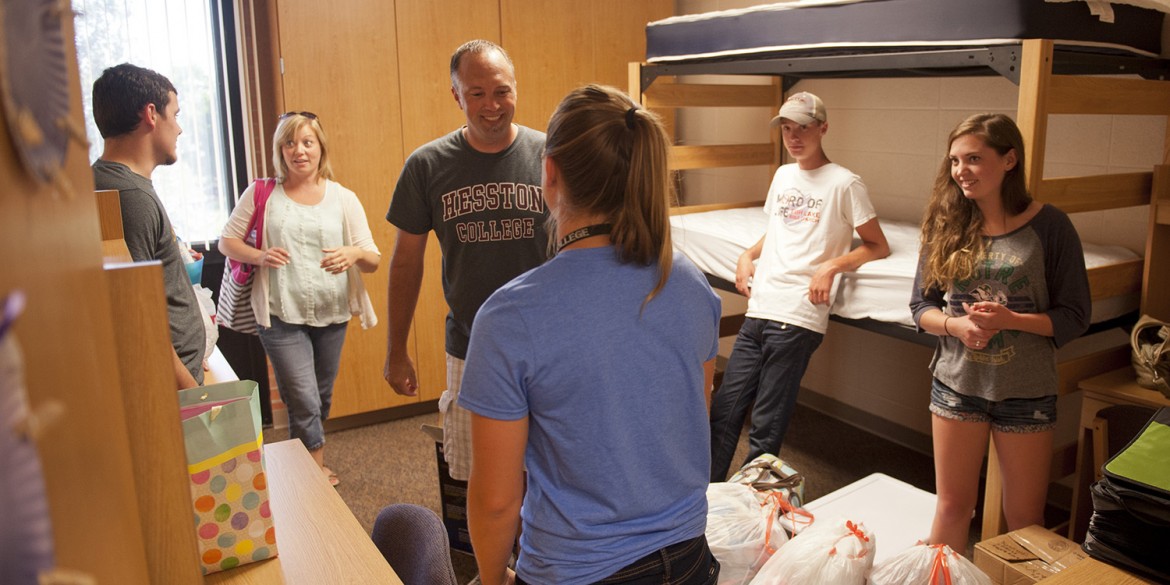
[709,91,890,481]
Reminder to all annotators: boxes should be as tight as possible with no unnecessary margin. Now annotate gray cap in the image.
[770,92,826,126]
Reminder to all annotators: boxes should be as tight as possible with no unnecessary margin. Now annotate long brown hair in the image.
[919,113,1031,290]
[543,84,675,303]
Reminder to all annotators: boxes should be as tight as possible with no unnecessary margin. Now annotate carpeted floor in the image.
[265,402,971,584]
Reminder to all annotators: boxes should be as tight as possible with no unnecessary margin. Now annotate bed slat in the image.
[1088,258,1144,300]
[1048,76,1170,116]
[645,82,778,108]
[670,143,773,169]
[1037,172,1152,213]
[670,200,766,215]
[1056,345,1131,396]
[719,314,746,339]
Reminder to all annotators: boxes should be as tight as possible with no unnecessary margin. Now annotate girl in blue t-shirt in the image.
[460,85,722,585]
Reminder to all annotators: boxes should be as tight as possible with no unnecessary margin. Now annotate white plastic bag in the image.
[705,483,790,585]
[870,543,992,585]
[749,517,875,585]
[192,284,218,364]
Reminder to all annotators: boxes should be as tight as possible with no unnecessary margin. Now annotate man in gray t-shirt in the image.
[384,40,548,481]
[91,63,204,388]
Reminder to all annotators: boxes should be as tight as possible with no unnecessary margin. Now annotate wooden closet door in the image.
[502,0,672,132]
[275,0,407,416]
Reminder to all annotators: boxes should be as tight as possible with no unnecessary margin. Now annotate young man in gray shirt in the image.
[92,63,204,389]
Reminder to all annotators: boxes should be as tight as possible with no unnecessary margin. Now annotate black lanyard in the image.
[556,223,612,253]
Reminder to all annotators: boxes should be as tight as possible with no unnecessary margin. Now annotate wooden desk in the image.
[1042,558,1156,584]
[206,440,401,584]
[1069,367,1170,542]
[202,346,239,386]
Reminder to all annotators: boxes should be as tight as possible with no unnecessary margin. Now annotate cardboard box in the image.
[974,525,1088,584]
[422,424,474,555]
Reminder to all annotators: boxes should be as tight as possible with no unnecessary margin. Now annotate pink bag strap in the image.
[247,178,276,250]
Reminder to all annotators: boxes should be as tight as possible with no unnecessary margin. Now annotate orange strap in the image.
[927,544,953,585]
[829,521,871,558]
[759,492,782,554]
[756,490,815,553]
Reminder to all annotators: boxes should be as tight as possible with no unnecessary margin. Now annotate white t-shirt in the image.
[746,162,876,333]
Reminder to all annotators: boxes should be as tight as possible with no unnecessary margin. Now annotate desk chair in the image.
[372,503,458,585]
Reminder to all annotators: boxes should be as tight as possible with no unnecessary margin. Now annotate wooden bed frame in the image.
[629,38,1170,540]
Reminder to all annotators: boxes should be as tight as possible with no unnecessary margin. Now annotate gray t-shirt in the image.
[910,204,1091,401]
[387,126,549,359]
[93,159,206,384]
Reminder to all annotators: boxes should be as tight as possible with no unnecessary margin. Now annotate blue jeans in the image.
[709,318,823,482]
[516,535,719,585]
[257,316,348,451]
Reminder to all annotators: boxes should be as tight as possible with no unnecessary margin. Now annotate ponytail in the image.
[616,106,673,302]
[544,85,675,304]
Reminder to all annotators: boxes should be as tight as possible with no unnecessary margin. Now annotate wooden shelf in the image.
[1079,367,1170,409]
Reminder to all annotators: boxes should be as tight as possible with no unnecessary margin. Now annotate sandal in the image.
[321,466,340,488]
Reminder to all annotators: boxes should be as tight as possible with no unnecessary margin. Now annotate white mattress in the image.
[778,472,937,566]
[646,0,1167,62]
[670,207,1140,327]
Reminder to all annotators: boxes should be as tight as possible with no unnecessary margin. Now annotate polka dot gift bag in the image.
[178,380,278,575]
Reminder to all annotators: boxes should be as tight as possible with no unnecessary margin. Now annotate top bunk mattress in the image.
[670,206,1141,328]
[646,0,1167,63]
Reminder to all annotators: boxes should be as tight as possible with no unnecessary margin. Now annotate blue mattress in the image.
[647,0,1165,63]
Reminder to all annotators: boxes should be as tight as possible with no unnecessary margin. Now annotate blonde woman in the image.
[910,113,1090,552]
[219,112,379,486]
[461,85,722,585]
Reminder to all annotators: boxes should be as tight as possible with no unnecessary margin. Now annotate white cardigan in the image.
[221,179,380,329]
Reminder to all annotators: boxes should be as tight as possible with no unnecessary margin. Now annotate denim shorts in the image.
[929,378,1057,433]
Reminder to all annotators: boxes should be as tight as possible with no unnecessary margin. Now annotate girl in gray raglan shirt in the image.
[909,113,1090,553]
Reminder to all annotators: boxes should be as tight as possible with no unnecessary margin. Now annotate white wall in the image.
[673,0,1165,449]
[676,73,1162,255]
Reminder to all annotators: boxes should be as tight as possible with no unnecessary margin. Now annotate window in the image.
[73,0,235,244]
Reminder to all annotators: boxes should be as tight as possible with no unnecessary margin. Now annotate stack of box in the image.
[974,525,1087,584]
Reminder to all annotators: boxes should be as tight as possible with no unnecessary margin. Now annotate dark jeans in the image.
[709,317,823,482]
[516,534,719,585]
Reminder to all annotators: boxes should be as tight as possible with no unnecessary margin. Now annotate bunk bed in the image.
[671,211,1143,339]
[628,0,1170,540]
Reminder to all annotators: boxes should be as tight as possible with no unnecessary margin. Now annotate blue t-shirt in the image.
[460,248,721,585]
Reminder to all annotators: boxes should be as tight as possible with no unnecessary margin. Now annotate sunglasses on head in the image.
[279,111,319,122]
